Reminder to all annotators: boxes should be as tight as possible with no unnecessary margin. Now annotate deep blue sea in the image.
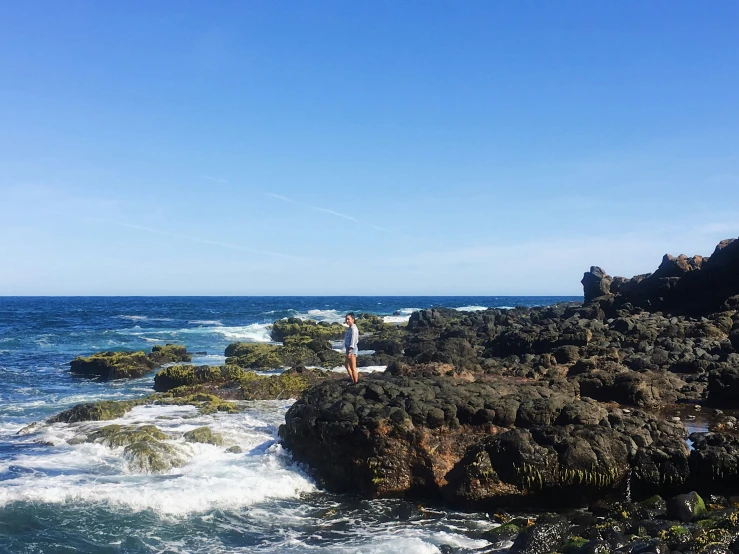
[0,296,579,554]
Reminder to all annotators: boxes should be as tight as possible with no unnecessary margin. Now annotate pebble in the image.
[715,409,724,415]
[671,416,681,422]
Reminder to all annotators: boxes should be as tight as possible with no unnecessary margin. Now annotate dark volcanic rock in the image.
[584,237,739,317]
[582,267,613,304]
[707,367,739,408]
[279,373,690,508]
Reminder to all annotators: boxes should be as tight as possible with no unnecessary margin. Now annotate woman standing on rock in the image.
[344,313,359,384]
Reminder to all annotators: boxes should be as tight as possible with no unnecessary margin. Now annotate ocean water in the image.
[0,296,579,553]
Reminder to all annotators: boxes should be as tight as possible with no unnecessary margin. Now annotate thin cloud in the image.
[45,209,305,261]
[200,175,230,184]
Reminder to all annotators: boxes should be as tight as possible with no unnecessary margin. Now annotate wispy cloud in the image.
[199,175,230,184]
[265,192,396,234]
[45,209,306,261]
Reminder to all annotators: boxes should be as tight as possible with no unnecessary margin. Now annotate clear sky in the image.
[1,1,738,295]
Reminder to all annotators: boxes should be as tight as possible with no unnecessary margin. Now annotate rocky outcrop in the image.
[277,239,739,511]
[69,344,191,380]
[582,237,739,317]
[279,373,695,507]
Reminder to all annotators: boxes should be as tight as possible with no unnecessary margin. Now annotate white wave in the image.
[382,315,410,324]
[497,306,515,310]
[188,320,224,326]
[0,403,316,515]
[381,308,419,324]
[116,316,174,322]
[290,309,347,323]
[454,305,488,312]
[328,365,387,374]
[213,324,272,343]
[176,323,273,343]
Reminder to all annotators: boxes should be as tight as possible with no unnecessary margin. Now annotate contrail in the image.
[45,210,305,261]
[265,193,394,234]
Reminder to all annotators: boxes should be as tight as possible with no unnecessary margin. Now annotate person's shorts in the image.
[346,348,356,356]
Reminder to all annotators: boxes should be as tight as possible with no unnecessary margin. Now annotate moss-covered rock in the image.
[86,424,168,447]
[226,445,243,453]
[183,426,224,446]
[270,318,345,342]
[355,313,387,334]
[47,398,148,423]
[659,525,692,550]
[692,528,733,550]
[123,440,184,473]
[149,344,191,365]
[239,368,330,400]
[154,364,246,392]
[482,522,521,545]
[70,351,153,380]
[154,389,242,414]
[225,341,340,370]
[70,344,190,380]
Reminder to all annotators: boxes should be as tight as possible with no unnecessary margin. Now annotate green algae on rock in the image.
[270,318,345,342]
[123,440,185,473]
[47,398,149,423]
[154,364,246,392]
[224,341,342,370]
[70,344,191,380]
[238,368,329,400]
[183,426,224,446]
[86,424,169,447]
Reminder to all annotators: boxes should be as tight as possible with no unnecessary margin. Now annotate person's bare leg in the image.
[345,355,354,382]
[350,353,359,383]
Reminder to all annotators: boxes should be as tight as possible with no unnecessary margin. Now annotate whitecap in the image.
[188,320,224,326]
[0,403,316,515]
[292,309,345,323]
[454,306,488,312]
[328,365,386,374]
[177,323,273,343]
[382,315,411,324]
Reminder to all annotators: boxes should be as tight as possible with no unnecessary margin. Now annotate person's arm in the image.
[350,325,359,353]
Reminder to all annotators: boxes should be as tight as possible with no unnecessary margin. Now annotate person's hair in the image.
[345,312,355,322]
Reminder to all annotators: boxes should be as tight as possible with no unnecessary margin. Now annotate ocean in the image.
[0,296,580,553]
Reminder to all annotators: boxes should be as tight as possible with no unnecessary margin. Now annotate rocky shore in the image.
[37,236,739,552]
[277,238,739,552]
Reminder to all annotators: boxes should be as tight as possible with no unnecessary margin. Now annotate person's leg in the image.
[345,353,353,382]
[350,353,359,383]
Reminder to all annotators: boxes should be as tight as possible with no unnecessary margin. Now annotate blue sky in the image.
[1,1,738,295]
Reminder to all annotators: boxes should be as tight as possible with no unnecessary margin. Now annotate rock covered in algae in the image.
[75,422,183,474]
[154,364,334,400]
[85,424,168,447]
[70,344,191,380]
[183,426,224,446]
[224,341,343,370]
[153,364,245,392]
[270,318,346,342]
[47,398,149,423]
[124,440,185,473]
